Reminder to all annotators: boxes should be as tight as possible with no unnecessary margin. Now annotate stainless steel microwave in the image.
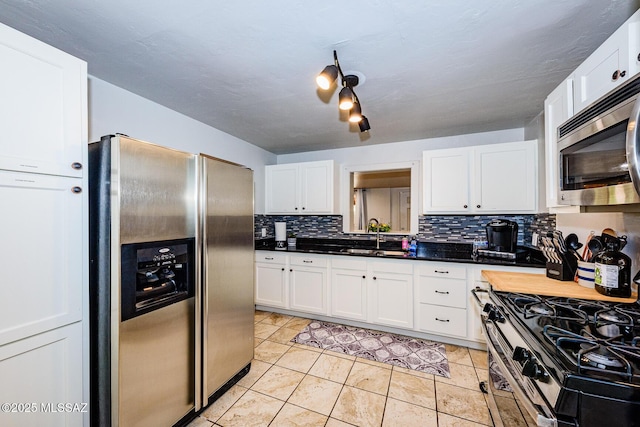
[557,74,640,206]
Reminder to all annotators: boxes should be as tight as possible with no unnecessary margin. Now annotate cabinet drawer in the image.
[418,304,467,338]
[290,256,327,268]
[417,278,467,308]
[417,264,466,280]
[332,257,367,270]
[255,252,287,264]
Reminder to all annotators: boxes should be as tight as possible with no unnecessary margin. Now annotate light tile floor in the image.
[187,310,532,427]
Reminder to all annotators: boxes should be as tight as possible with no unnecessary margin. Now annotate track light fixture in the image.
[316,50,371,133]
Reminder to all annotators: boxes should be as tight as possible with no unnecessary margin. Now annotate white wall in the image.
[277,128,524,165]
[88,77,276,213]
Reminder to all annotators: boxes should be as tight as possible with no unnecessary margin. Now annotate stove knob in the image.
[513,346,531,363]
[522,360,548,382]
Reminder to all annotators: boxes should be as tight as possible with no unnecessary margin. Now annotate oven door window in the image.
[560,120,631,191]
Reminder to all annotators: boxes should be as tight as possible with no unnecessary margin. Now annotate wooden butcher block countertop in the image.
[481,270,638,303]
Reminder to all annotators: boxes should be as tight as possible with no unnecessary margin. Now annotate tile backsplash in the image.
[255,214,556,245]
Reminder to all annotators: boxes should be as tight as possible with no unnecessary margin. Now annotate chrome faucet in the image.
[367,218,381,249]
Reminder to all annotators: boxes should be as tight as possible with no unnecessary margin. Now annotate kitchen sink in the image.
[342,248,406,257]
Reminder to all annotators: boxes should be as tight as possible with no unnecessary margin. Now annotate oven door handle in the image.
[484,322,558,427]
[626,94,640,196]
[471,286,488,309]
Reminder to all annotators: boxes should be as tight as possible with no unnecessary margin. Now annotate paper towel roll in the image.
[275,222,287,241]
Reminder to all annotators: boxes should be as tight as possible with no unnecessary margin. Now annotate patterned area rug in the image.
[291,320,450,378]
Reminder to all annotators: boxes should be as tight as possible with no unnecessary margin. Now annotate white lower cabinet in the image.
[255,251,545,347]
[330,258,368,321]
[255,253,288,308]
[0,322,84,427]
[289,255,328,315]
[416,264,468,338]
[369,261,413,329]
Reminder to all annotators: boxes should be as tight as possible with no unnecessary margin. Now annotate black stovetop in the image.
[496,291,640,385]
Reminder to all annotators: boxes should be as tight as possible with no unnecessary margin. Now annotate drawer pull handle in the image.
[435,318,450,323]
[435,290,450,295]
[303,260,313,263]
[265,257,274,260]
[434,270,449,274]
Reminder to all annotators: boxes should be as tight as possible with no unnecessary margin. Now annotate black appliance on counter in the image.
[479,290,640,427]
[478,219,519,260]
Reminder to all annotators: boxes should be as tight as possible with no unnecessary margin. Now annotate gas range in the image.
[483,290,640,427]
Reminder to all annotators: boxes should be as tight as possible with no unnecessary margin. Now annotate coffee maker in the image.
[478,219,519,259]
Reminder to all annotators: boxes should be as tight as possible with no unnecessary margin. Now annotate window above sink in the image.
[340,161,420,235]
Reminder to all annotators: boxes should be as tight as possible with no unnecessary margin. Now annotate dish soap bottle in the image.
[408,236,417,257]
[593,242,632,298]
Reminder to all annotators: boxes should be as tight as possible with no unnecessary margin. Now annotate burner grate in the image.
[543,325,640,381]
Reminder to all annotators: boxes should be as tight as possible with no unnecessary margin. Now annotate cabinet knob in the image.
[637,53,640,62]
[362,275,366,279]
[71,186,82,194]
[476,204,481,208]
[289,269,293,272]
[281,268,285,271]
[612,69,626,80]
[71,162,83,170]
[373,276,377,280]
[463,205,468,209]
[302,207,306,210]
[295,207,298,210]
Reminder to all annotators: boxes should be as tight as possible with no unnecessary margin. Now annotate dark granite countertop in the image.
[254,237,546,268]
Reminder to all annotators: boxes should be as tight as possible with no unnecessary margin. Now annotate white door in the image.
[0,322,83,427]
[265,164,299,213]
[370,272,413,329]
[0,22,86,178]
[423,149,470,213]
[473,141,537,212]
[290,267,327,315]
[330,268,367,321]
[544,78,574,208]
[255,263,288,308]
[0,171,83,345]
[300,161,333,213]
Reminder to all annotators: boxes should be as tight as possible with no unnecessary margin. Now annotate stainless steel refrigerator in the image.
[89,135,254,427]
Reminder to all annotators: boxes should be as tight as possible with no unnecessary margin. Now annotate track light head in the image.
[338,87,354,110]
[358,115,371,132]
[317,50,371,133]
[316,65,338,90]
[348,102,362,123]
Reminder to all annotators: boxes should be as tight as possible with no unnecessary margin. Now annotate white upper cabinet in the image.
[423,140,538,214]
[544,77,581,212]
[265,160,337,214]
[573,9,640,113]
[0,22,87,178]
[422,148,470,213]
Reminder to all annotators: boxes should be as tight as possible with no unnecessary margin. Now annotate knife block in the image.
[546,253,578,281]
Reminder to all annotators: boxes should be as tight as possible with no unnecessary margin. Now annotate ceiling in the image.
[0,1,638,154]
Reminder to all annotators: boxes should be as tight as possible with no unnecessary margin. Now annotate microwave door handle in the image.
[626,95,640,196]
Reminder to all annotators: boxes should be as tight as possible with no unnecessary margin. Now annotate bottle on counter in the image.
[593,242,632,298]
[408,236,417,257]
[402,236,409,251]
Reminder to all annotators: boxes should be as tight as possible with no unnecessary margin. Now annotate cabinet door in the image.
[265,164,299,213]
[0,171,83,345]
[0,322,83,427]
[473,141,537,212]
[544,78,574,209]
[300,161,334,213]
[330,268,367,321]
[255,262,288,308]
[290,266,327,315]
[573,18,632,113]
[0,23,86,178]
[370,272,413,329]
[423,149,470,213]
